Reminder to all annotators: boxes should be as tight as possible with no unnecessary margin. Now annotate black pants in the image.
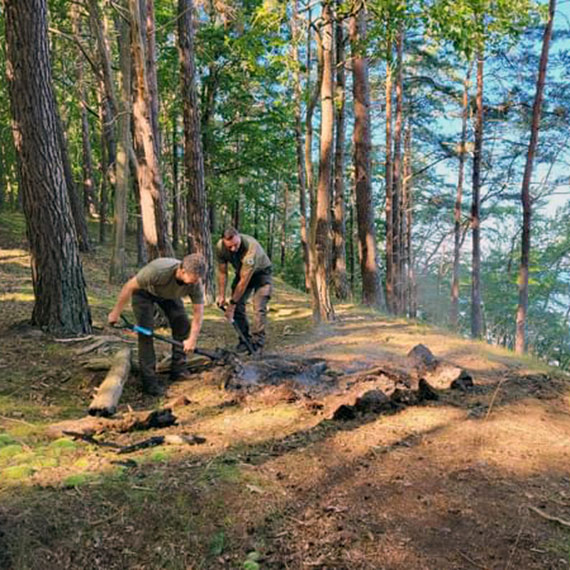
[131,290,190,379]
[232,273,272,347]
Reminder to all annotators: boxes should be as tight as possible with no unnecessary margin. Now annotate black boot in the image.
[141,375,164,396]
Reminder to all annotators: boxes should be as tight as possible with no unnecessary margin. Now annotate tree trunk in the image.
[291,0,310,291]
[71,4,97,218]
[451,66,471,329]
[385,36,394,313]
[392,25,404,313]
[332,8,349,300]
[350,5,385,309]
[5,0,92,335]
[471,49,484,339]
[142,0,161,156]
[129,0,173,259]
[281,184,289,268]
[402,123,413,316]
[171,115,182,252]
[310,2,335,323]
[110,9,132,284]
[515,0,556,354]
[178,0,214,298]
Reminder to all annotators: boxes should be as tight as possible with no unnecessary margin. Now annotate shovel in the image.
[217,303,256,355]
[116,315,226,362]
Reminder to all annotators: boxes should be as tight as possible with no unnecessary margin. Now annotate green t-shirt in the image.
[135,258,204,303]
[215,234,272,276]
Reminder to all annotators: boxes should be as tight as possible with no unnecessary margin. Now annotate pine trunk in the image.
[385,37,394,313]
[471,50,484,339]
[310,2,335,323]
[332,10,349,300]
[178,0,214,298]
[350,6,385,309]
[5,0,92,335]
[515,0,556,354]
[451,67,471,329]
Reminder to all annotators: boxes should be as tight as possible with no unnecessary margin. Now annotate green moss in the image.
[2,464,34,481]
[48,438,78,456]
[0,433,16,446]
[62,473,92,487]
[0,444,23,459]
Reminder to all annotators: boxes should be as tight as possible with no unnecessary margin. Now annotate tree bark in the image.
[129,0,173,259]
[5,0,92,335]
[310,2,335,322]
[471,49,484,339]
[110,8,132,284]
[385,36,394,312]
[332,8,349,300]
[291,0,310,291]
[350,5,385,309]
[515,0,556,354]
[450,66,471,329]
[178,0,214,298]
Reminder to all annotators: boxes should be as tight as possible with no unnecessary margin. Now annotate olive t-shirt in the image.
[135,258,204,303]
[215,234,272,278]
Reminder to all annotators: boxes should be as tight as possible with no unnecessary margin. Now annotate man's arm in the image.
[183,303,204,352]
[224,268,255,322]
[216,262,228,306]
[108,277,140,324]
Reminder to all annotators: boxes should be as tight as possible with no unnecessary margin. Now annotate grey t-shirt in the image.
[135,258,204,303]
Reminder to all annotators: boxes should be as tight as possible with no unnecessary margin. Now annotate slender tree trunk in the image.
[392,25,404,313]
[350,5,385,309]
[451,66,471,329]
[515,0,556,354]
[178,0,214,298]
[281,184,288,268]
[142,0,161,156]
[310,2,335,322]
[385,36,394,312]
[402,123,413,316]
[332,8,349,300]
[291,0,310,291]
[72,4,97,218]
[5,0,92,335]
[471,49,484,339]
[171,115,181,251]
[110,9,132,284]
[129,0,173,259]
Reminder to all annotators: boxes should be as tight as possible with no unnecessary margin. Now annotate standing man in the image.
[108,254,206,395]
[215,228,272,353]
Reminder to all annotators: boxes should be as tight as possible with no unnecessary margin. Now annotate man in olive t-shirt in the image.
[215,227,272,353]
[108,254,206,395]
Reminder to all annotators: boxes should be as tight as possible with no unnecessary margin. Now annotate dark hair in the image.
[182,253,206,279]
[222,227,239,240]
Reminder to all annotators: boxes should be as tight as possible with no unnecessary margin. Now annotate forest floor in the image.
[1,212,570,570]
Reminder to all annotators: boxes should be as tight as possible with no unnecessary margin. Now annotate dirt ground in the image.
[1,214,570,569]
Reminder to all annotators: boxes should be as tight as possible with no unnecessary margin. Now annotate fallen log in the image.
[46,408,177,439]
[88,347,131,417]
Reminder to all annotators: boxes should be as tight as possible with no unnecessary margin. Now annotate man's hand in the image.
[183,337,196,353]
[108,309,121,326]
[216,294,225,308]
[224,303,236,322]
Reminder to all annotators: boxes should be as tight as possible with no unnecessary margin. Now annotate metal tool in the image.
[217,302,255,355]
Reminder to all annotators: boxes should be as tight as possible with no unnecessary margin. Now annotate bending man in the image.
[215,228,272,353]
[108,254,205,395]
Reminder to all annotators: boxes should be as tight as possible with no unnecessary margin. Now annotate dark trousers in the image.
[131,290,190,379]
[232,273,272,347]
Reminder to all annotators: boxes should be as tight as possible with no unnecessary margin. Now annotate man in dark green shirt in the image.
[108,254,205,395]
[215,227,272,353]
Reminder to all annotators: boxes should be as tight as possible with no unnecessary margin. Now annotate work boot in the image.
[235,340,252,354]
[141,375,164,396]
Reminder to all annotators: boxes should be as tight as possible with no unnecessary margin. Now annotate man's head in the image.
[222,227,241,253]
[177,253,206,284]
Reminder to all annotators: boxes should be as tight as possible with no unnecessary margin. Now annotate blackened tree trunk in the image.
[471,49,484,339]
[178,0,214,298]
[385,36,394,312]
[129,0,173,259]
[310,1,335,322]
[350,5,385,309]
[515,0,556,354]
[110,9,131,284]
[332,9,349,300]
[451,67,471,329]
[4,0,92,335]
[291,0,310,291]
